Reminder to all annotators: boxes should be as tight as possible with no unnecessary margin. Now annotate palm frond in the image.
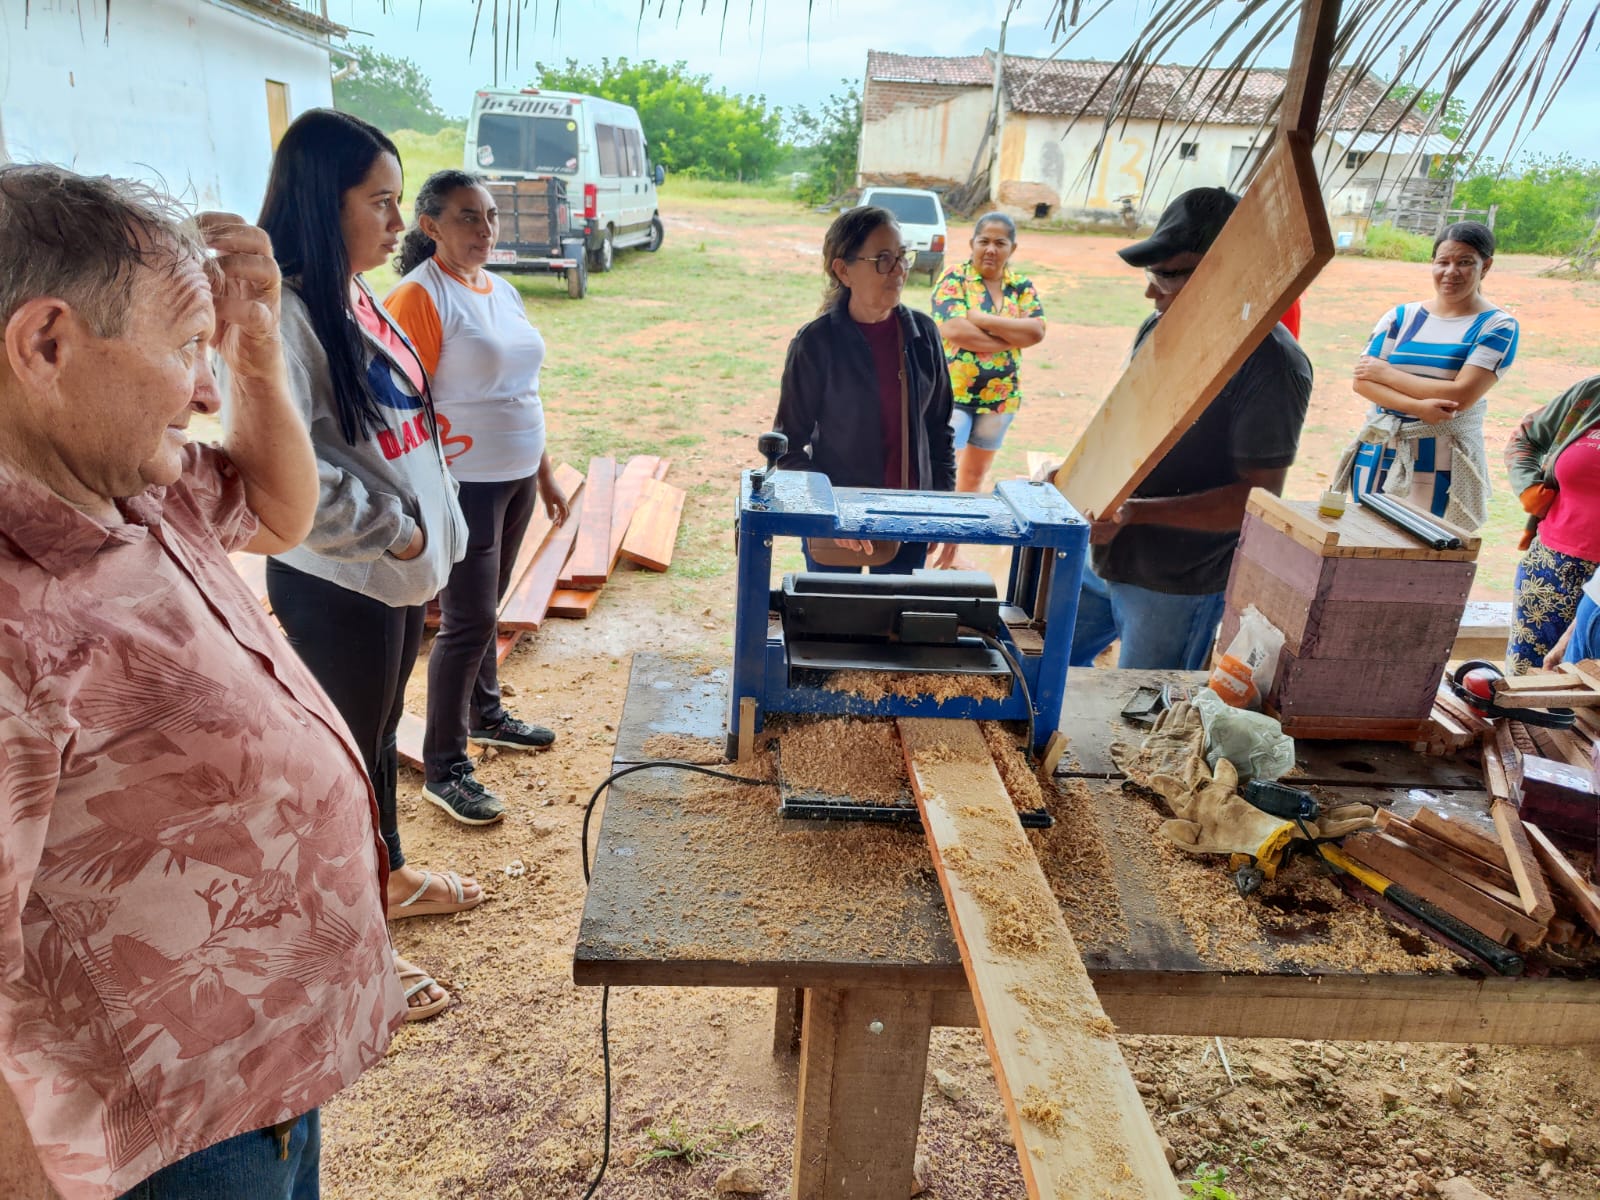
[1043,0,1599,187]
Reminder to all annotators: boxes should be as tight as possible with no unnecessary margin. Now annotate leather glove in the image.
[1153,756,1296,867]
[1309,803,1377,840]
[1111,699,1204,786]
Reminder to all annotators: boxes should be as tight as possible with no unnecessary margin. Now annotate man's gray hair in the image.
[0,164,205,339]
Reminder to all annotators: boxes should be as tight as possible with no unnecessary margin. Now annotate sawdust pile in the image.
[1027,778,1130,950]
[825,670,1012,703]
[640,733,727,763]
[980,721,1045,813]
[772,716,907,805]
[1018,1086,1065,1135]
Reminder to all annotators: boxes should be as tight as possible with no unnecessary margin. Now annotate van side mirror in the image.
[653,163,666,186]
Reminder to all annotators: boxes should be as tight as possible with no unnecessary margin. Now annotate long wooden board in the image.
[499,480,586,631]
[606,455,662,570]
[898,718,1172,1200]
[619,477,686,572]
[1525,823,1600,937]
[1052,131,1333,519]
[560,457,615,589]
[495,462,583,623]
[547,587,602,620]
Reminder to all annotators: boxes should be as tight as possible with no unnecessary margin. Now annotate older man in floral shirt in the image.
[0,166,402,1199]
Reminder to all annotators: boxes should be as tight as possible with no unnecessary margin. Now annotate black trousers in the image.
[423,473,540,782]
[267,559,425,871]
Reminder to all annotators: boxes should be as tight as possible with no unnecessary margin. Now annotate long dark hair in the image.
[396,169,484,275]
[819,205,898,315]
[259,108,400,445]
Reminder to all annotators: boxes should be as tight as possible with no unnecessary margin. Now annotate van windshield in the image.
[476,114,580,176]
[869,192,941,225]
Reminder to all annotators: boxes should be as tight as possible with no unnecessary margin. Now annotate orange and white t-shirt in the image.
[385,259,548,482]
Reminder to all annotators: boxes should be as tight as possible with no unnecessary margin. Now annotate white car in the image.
[858,186,947,281]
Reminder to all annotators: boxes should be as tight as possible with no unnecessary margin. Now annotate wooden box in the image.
[1218,491,1479,739]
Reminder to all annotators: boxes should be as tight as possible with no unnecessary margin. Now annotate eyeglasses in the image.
[1144,265,1196,294]
[848,249,914,274]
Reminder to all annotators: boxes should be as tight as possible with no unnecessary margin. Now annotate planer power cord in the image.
[577,759,768,1199]
[976,630,1035,764]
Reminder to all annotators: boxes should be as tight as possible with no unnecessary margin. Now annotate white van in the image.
[466,87,665,276]
[858,187,947,282]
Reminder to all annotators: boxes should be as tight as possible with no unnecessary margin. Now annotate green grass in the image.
[390,126,468,191]
[1363,223,1434,262]
[661,176,803,205]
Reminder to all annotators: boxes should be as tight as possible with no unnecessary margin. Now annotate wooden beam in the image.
[1525,823,1600,937]
[1052,133,1333,518]
[1492,803,1557,926]
[495,462,584,625]
[1408,808,1509,871]
[619,478,687,572]
[899,718,1172,1200]
[560,456,615,589]
[605,456,662,573]
[1375,811,1517,892]
[1279,0,1342,136]
[499,480,587,632]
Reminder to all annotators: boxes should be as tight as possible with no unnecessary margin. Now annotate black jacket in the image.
[773,300,957,492]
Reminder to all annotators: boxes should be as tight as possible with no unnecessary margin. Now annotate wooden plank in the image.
[1492,689,1600,709]
[546,587,602,620]
[1052,133,1332,519]
[560,456,615,589]
[793,988,931,1200]
[737,696,756,765]
[618,478,686,572]
[1493,671,1577,695]
[1375,810,1517,891]
[898,718,1172,1200]
[499,480,587,631]
[1279,0,1341,136]
[604,456,662,574]
[651,458,671,481]
[1569,659,1600,692]
[1276,714,1432,742]
[496,462,583,619]
[1492,801,1558,925]
[1409,808,1510,871]
[1525,823,1600,937]
[1341,832,1546,948]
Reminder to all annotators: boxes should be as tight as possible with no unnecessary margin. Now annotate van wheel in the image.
[566,258,587,299]
[590,229,614,273]
[645,215,664,252]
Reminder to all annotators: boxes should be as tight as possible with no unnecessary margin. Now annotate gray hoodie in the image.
[271,278,466,607]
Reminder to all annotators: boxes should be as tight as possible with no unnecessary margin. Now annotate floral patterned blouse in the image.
[930,261,1046,415]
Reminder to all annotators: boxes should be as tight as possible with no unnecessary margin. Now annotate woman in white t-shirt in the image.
[1332,221,1519,530]
[387,170,569,822]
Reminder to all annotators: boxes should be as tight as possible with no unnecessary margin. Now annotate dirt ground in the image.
[319,200,1600,1199]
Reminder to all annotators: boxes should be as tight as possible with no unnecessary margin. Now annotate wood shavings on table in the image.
[639,733,727,763]
[771,716,907,804]
[824,670,1012,703]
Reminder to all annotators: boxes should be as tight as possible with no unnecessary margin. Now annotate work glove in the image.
[1152,756,1296,868]
[1111,699,1204,787]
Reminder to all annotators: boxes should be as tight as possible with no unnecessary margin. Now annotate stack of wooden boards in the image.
[1340,719,1600,958]
[1218,490,1479,741]
[1425,660,1600,772]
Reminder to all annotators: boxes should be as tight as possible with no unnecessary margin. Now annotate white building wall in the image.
[859,87,993,184]
[1,0,332,214]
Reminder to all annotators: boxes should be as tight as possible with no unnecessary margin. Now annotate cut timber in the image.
[1569,658,1600,692]
[1052,131,1333,519]
[547,588,601,620]
[1277,714,1431,742]
[497,462,584,621]
[559,457,615,589]
[1492,689,1600,709]
[605,456,663,573]
[1492,802,1557,925]
[1409,808,1509,871]
[619,478,686,572]
[1375,811,1517,892]
[1340,831,1546,949]
[1495,672,1579,694]
[1525,823,1600,936]
[499,480,587,631]
[898,717,1172,1200]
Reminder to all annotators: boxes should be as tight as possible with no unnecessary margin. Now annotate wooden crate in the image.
[1219,491,1479,733]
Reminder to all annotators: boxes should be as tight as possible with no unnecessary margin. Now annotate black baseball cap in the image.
[1117,187,1240,267]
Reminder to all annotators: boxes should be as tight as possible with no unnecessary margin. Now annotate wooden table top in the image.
[574,655,1600,1044]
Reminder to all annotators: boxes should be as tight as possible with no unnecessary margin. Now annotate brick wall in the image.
[864,80,984,123]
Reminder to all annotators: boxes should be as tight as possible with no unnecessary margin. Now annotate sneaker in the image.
[468,714,556,751]
[422,764,505,826]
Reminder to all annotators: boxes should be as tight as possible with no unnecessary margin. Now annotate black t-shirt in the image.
[1092,315,1313,595]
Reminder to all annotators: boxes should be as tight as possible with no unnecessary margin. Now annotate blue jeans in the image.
[1069,563,1227,670]
[950,407,1016,452]
[801,540,929,575]
[1569,593,1600,662]
[117,1111,319,1200]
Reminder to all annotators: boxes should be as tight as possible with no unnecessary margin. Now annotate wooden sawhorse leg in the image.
[774,987,804,1056]
[793,987,933,1200]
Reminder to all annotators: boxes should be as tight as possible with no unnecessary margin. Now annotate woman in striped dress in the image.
[1333,222,1518,531]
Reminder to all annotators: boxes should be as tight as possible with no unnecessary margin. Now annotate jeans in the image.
[117,1111,319,1199]
[1069,561,1227,670]
[424,474,539,782]
[267,559,425,870]
[801,540,929,575]
[1567,593,1599,662]
[950,407,1016,452]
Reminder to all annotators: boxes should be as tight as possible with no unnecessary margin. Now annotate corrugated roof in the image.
[866,50,993,88]
[1001,56,1429,133]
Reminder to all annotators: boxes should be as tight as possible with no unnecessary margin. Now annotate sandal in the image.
[396,956,450,1023]
[389,870,484,920]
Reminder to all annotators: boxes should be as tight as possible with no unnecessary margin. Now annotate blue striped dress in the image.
[1350,303,1519,515]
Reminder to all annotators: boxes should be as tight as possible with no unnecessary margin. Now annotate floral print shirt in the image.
[0,443,402,1198]
[930,261,1046,415]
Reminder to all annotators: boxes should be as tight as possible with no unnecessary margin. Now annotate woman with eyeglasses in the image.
[1332,221,1519,530]
[772,205,957,572]
[931,212,1046,494]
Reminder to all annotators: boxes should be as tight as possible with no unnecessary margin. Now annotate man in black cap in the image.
[1069,187,1313,669]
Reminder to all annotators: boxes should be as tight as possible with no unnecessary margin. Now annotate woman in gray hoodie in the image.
[259,109,470,1022]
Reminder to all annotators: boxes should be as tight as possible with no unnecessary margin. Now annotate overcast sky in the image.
[329,0,1600,163]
